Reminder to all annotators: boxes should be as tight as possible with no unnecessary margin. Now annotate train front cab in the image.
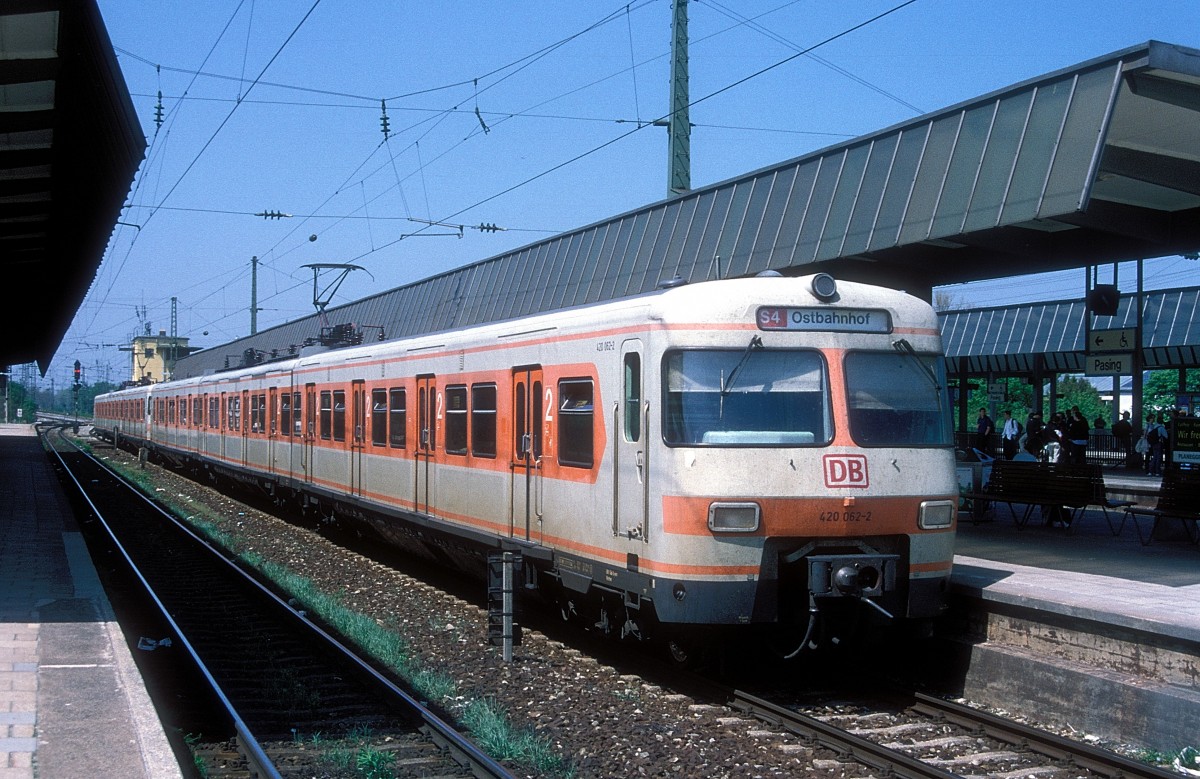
[639,280,957,653]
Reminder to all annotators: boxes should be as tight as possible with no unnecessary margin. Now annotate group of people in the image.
[975,407,1093,464]
[973,406,1181,473]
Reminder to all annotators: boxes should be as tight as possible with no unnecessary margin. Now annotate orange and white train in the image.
[93,273,958,657]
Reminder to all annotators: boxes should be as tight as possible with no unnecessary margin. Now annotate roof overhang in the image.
[0,0,145,374]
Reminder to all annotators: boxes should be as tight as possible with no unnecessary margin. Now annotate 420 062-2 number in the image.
[818,510,873,522]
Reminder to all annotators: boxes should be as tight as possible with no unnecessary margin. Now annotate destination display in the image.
[757,307,891,333]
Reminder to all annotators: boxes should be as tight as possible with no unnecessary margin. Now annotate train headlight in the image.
[708,502,760,532]
[918,500,955,529]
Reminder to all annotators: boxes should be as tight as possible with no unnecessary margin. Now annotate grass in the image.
[94,446,572,777]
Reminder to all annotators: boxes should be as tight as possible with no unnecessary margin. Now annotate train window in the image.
[209,397,219,428]
[445,385,468,455]
[179,397,187,426]
[558,379,594,468]
[320,391,332,439]
[371,389,388,446]
[389,388,406,448]
[624,353,641,442]
[471,384,497,458]
[250,394,264,433]
[844,351,952,447]
[193,397,203,426]
[293,392,302,435]
[281,393,293,437]
[662,349,831,446]
[332,390,346,442]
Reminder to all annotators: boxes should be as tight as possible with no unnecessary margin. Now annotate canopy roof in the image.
[174,40,1200,380]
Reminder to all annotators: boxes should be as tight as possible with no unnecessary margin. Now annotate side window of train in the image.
[471,383,497,458]
[293,392,302,436]
[559,379,595,468]
[624,352,641,442]
[371,389,387,446]
[320,391,333,440]
[332,390,347,442]
[281,392,292,436]
[445,385,468,455]
[389,388,406,448]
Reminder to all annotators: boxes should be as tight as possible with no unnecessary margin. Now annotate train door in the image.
[302,383,316,484]
[415,375,437,513]
[510,366,544,542]
[614,341,648,542]
[350,380,366,496]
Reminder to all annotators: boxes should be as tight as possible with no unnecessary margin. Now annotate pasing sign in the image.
[1085,354,1132,375]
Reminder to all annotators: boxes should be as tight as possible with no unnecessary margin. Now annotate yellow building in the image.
[125,331,192,384]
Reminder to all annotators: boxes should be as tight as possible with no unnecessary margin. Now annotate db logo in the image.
[823,455,869,488]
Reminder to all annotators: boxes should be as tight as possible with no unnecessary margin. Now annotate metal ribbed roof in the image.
[0,0,145,373]
[173,40,1200,380]
[940,286,1200,373]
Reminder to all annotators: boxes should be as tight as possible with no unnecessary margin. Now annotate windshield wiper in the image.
[721,335,763,397]
[892,338,942,393]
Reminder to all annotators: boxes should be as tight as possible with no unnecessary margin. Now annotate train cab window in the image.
[471,384,497,458]
[844,351,952,447]
[624,353,641,442]
[371,389,388,446]
[332,390,347,442]
[558,379,594,468]
[388,389,406,448]
[320,391,333,439]
[445,385,468,455]
[662,349,831,446]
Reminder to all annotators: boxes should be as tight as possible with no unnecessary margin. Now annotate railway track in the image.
[720,686,1181,779]
[44,425,513,779]
[54,425,1182,779]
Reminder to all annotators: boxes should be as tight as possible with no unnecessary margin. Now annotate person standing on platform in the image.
[975,408,994,458]
[1000,410,1022,460]
[1112,410,1133,466]
[1144,413,1166,476]
[1067,408,1090,465]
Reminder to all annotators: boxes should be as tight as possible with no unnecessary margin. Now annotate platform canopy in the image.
[175,40,1200,379]
[940,286,1200,374]
[0,0,145,374]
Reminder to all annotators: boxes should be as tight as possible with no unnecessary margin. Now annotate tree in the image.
[1142,369,1200,412]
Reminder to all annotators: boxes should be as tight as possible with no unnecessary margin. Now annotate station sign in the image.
[1090,327,1136,353]
[757,307,891,333]
[1085,353,1132,375]
[1173,417,1200,465]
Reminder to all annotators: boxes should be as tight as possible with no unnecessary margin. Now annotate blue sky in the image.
[53,0,1200,388]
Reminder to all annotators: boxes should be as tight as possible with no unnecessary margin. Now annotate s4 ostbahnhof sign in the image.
[1085,354,1133,375]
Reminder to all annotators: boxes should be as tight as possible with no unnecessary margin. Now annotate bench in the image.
[966,461,1130,530]
[1120,468,1200,546]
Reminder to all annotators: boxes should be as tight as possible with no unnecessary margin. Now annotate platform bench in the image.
[1120,468,1200,546]
[967,461,1098,528]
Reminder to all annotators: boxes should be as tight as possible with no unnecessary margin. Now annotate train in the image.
[91,272,958,660]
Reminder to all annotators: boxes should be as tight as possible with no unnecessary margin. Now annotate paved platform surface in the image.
[952,467,1200,644]
[0,424,181,779]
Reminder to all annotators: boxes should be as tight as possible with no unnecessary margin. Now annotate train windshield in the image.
[844,351,952,446]
[662,348,831,446]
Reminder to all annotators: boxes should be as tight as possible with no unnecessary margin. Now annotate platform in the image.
[948,473,1199,754]
[0,424,181,779]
